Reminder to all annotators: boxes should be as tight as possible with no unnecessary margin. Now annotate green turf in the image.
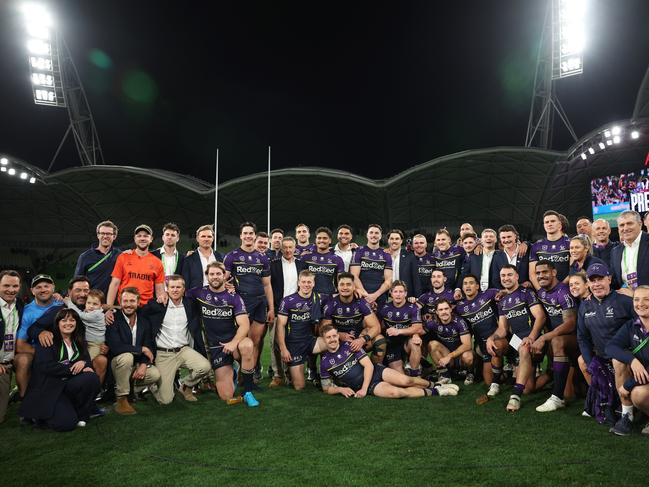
[2,342,648,486]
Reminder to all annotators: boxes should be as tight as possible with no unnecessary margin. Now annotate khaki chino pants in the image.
[111,353,160,397]
[153,347,210,404]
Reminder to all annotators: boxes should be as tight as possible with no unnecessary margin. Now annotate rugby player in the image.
[432,228,466,290]
[425,299,473,384]
[350,224,393,308]
[416,269,455,322]
[186,262,259,407]
[321,272,386,363]
[377,281,423,375]
[606,285,649,435]
[275,270,328,390]
[223,222,274,375]
[254,231,270,254]
[577,263,634,423]
[487,265,546,411]
[533,261,578,412]
[294,223,316,258]
[300,227,345,302]
[412,234,435,294]
[455,274,503,400]
[319,324,459,398]
[529,210,571,289]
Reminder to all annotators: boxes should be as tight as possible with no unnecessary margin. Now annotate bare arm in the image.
[262,276,275,321]
[540,309,576,343]
[529,262,539,290]
[526,303,547,343]
[106,277,121,306]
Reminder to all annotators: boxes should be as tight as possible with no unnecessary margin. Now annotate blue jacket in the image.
[105,311,155,365]
[182,249,224,291]
[460,252,500,290]
[396,249,422,298]
[490,248,530,286]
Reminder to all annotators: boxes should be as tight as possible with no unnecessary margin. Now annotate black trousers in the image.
[47,372,101,432]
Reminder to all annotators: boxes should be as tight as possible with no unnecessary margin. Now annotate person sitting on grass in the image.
[605,285,649,436]
[19,308,100,431]
[319,324,459,398]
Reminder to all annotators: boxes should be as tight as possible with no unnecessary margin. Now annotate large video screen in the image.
[591,169,649,227]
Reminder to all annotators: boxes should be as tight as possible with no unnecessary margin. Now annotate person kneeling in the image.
[319,324,458,398]
[19,308,100,431]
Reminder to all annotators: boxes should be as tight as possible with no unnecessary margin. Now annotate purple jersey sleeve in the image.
[558,286,576,311]
[350,249,362,267]
[358,299,372,317]
[322,301,333,319]
[278,296,290,316]
[223,251,234,273]
[231,293,248,315]
[335,255,345,274]
[411,304,422,323]
[354,349,367,361]
[456,316,470,335]
[384,251,393,270]
[319,357,331,379]
[260,253,271,278]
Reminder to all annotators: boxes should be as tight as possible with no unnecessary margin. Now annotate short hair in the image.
[570,234,593,255]
[336,224,352,234]
[461,231,477,241]
[96,220,118,235]
[497,224,519,237]
[542,210,561,221]
[576,216,592,224]
[462,274,479,285]
[270,228,284,237]
[558,214,569,233]
[412,233,426,241]
[535,261,556,271]
[167,274,185,286]
[634,285,649,295]
[0,269,21,283]
[617,210,642,224]
[295,223,309,232]
[337,271,355,282]
[436,228,451,239]
[320,323,336,336]
[570,271,588,284]
[162,222,180,234]
[205,261,226,275]
[390,280,407,293]
[240,221,257,233]
[593,219,610,229]
[388,229,404,240]
[481,228,497,237]
[121,286,140,299]
[298,270,315,280]
[499,264,518,273]
[87,289,105,303]
[256,231,269,239]
[281,236,296,245]
[367,223,383,233]
[315,227,333,239]
[435,298,453,310]
[431,268,445,277]
[196,224,214,237]
[68,275,90,290]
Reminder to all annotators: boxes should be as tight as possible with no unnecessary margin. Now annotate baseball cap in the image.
[134,224,153,235]
[31,274,54,287]
[586,262,610,279]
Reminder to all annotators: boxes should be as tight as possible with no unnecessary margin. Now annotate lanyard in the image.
[59,341,79,362]
[88,250,113,273]
[4,307,19,334]
[632,334,649,355]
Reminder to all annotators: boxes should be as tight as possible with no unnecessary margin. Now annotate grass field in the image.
[2,340,648,487]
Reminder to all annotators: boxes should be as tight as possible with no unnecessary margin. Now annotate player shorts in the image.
[209,346,235,370]
[242,295,268,324]
[475,336,492,362]
[286,336,318,367]
[367,363,387,396]
[384,338,406,365]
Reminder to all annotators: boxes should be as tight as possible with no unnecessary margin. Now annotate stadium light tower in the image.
[525,0,587,149]
[21,2,104,167]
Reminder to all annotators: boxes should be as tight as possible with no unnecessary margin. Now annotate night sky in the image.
[1,0,649,183]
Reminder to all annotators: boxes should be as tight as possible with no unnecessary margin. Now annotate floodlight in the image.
[31,73,54,86]
[0,167,6,173]
[606,139,613,146]
[613,135,621,144]
[580,152,587,160]
[8,168,16,176]
[598,142,605,150]
[29,177,36,183]
[0,158,7,165]
[604,130,611,138]
[631,130,640,139]
[30,56,52,70]
[27,38,50,55]
[19,172,28,180]
[611,126,621,135]
[588,147,595,154]
[21,3,53,27]
[26,23,49,39]
[552,0,587,79]
[35,89,55,102]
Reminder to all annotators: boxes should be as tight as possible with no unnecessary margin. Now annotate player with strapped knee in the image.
[275,270,328,390]
[186,262,259,407]
[321,272,386,363]
[319,324,458,398]
[425,299,473,383]
[455,274,503,400]
[533,261,578,412]
[377,281,423,376]
[486,264,546,412]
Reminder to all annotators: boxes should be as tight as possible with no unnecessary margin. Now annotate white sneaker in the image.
[463,373,475,386]
[436,376,452,385]
[506,394,521,412]
[76,421,87,428]
[486,383,500,398]
[535,395,565,413]
[581,410,591,418]
[435,384,460,396]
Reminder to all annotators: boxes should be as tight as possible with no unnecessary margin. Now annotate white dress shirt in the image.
[282,257,299,297]
[156,300,190,349]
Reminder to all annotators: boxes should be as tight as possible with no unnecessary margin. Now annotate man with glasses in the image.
[75,220,122,295]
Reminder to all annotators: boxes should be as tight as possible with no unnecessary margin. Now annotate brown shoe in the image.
[179,385,198,402]
[268,377,285,388]
[115,396,137,415]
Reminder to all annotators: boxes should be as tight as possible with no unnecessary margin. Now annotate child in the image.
[65,289,107,371]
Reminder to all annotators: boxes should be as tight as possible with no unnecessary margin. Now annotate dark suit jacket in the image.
[0,298,24,350]
[397,250,422,298]
[610,232,649,290]
[460,252,502,289]
[270,258,305,312]
[490,248,530,286]
[151,248,186,277]
[140,298,206,356]
[182,249,224,291]
[19,341,93,420]
[105,311,155,365]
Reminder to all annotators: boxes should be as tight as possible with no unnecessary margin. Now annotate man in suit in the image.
[610,210,649,291]
[106,287,160,415]
[387,229,421,298]
[269,236,305,386]
[459,228,500,292]
[0,270,24,423]
[491,224,531,287]
[141,275,210,405]
[151,222,186,283]
[182,224,224,291]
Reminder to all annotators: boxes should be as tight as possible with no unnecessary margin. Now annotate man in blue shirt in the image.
[74,220,121,295]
